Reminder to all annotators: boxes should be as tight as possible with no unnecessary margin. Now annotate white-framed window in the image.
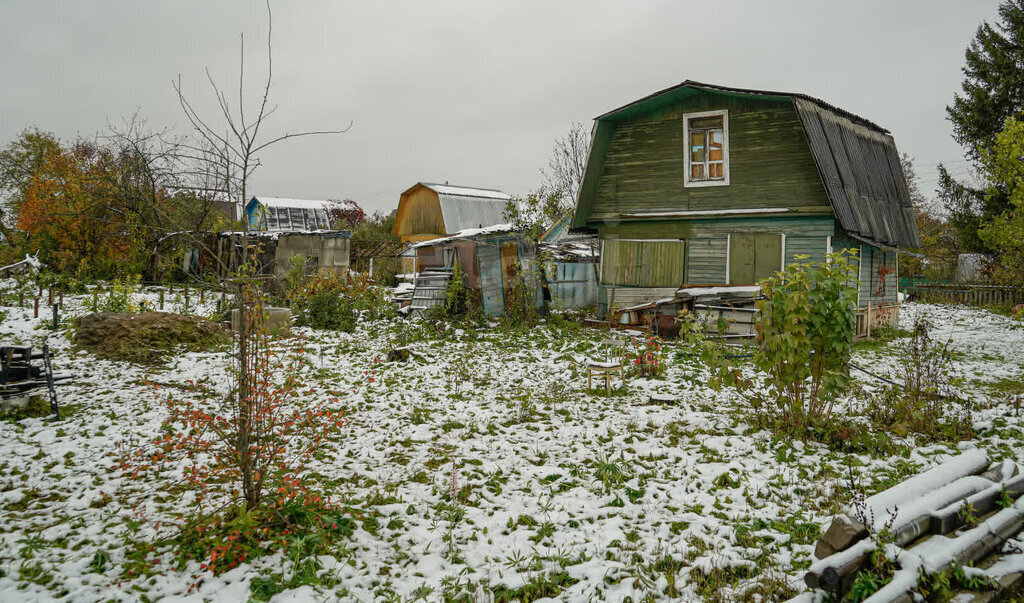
[683,109,729,187]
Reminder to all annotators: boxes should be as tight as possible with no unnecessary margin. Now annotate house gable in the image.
[574,81,921,250]
[573,86,831,229]
[394,183,446,242]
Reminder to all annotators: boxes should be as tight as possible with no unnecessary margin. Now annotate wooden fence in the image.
[903,284,1024,307]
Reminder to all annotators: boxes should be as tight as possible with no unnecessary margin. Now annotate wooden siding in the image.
[785,236,828,266]
[831,236,897,308]
[395,185,445,242]
[599,285,678,313]
[686,238,727,284]
[601,240,685,287]
[588,91,831,222]
[598,215,834,240]
[862,246,898,307]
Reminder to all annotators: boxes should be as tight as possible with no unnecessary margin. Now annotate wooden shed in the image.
[212,230,351,280]
[539,214,599,309]
[393,183,512,245]
[405,224,539,317]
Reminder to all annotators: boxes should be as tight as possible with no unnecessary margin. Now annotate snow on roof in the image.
[250,196,332,210]
[420,183,512,201]
[407,223,517,250]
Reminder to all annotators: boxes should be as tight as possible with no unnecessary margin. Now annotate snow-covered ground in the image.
[1,292,1023,602]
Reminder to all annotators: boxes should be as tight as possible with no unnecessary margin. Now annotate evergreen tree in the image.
[942,0,1024,252]
[947,0,1024,159]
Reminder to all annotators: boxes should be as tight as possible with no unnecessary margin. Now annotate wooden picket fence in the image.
[903,284,1024,307]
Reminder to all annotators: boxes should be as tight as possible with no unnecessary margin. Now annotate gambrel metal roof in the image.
[418,183,511,233]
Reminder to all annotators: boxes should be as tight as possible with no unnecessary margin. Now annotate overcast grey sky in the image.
[0,1,1002,214]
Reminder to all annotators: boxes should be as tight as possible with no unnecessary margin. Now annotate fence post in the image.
[866,301,872,340]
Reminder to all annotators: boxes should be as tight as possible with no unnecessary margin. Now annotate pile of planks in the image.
[796,449,1024,601]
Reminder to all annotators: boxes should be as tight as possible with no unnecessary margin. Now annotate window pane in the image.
[709,162,723,178]
[690,132,705,163]
[690,116,723,129]
[691,163,704,180]
[708,129,724,161]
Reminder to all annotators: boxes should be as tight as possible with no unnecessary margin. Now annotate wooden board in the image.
[500,242,518,312]
[600,240,685,287]
[728,233,781,285]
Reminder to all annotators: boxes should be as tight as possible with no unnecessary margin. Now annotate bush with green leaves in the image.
[684,251,858,435]
[290,269,396,332]
[501,261,540,328]
[753,251,858,431]
[90,274,142,313]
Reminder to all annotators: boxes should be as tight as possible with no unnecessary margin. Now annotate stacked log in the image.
[797,450,1024,601]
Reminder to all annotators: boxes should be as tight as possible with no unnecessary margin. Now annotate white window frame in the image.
[683,109,730,188]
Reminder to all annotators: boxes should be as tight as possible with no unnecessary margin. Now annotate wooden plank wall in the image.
[599,286,679,313]
[589,91,831,221]
[600,240,685,286]
[395,186,445,241]
[686,238,727,284]
[785,236,828,266]
[861,246,898,308]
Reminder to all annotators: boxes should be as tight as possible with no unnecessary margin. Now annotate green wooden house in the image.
[571,81,921,333]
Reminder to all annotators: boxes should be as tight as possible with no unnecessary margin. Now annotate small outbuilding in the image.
[246,196,334,232]
[393,183,512,245]
[211,230,352,280]
[539,214,599,309]
[404,224,539,317]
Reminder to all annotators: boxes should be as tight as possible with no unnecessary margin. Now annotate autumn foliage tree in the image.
[326,198,365,229]
[18,140,132,275]
[2,124,228,279]
[119,285,373,575]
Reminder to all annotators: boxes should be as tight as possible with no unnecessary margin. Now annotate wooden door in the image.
[753,234,782,282]
[729,234,782,285]
[500,242,518,309]
[729,234,756,285]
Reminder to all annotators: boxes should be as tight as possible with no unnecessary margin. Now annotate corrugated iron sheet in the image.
[548,261,597,308]
[436,194,509,233]
[793,98,921,249]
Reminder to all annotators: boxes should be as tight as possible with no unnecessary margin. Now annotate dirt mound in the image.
[74,312,229,364]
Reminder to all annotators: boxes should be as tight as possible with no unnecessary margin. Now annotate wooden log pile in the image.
[795,450,1024,601]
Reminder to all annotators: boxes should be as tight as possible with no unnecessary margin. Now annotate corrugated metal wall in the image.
[549,261,598,308]
[476,243,505,316]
